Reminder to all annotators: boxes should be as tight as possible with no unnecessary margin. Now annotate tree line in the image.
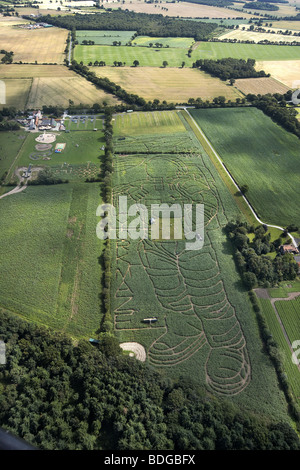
[97,108,121,358]
[224,220,299,289]
[0,108,20,132]
[69,60,176,111]
[192,58,269,80]
[0,310,299,450]
[32,10,217,40]
[1,50,14,64]
[246,92,300,139]
[257,0,288,3]
[244,2,279,11]
[225,219,300,424]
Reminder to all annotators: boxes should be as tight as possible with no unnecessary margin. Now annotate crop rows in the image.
[190,107,300,228]
[259,298,300,404]
[111,150,251,396]
[276,297,300,344]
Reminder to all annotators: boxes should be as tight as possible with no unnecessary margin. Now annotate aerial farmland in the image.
[0,1,299,452]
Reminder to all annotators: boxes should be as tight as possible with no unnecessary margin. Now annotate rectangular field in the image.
[92,66,243,103]
[192,42,300,61]
[275,297,300,344]
[271,21,300,32]
[117,1,253,19]
[0,78,32,110]
[259,298,300,405]
[219,29,300,44]
[234,77,290,96]
[255,60,300,88]
[27,76,119,109]
[113,110,187,136]
[76,30,136,45]
[15,129,105,173]
[109,109,289,421]
[0,65,119,109]
[75,41,300,66]
[268,281,300,298]
[0,183,104,338]
[74,44,192,67]
[0,131,27,181]
[189,107,300,228]
[132,36,194,48]
[240,2,300,18]
[0,26,68,63]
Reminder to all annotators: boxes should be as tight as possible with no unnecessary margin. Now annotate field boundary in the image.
[182,107,298,247]
[255,289,300,373]
[5,133,29,182]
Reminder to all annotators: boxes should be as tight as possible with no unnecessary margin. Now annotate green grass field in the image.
[113,110,186,136]
[0,183,103,338]
[269,281,300,299]
[0,125,105,338]
[74,44,192,67]
[276,297,300,345]
[76,30,136,45]
[189,107,300,228]
[15,130,104,176]
[192,41,300,61]
[109,110,289,421]
[75,41,300,66]
[0,131,27,181]
[259,298,300,405]
[132,36,194,48]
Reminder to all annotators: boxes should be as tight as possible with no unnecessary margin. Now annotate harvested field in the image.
[0,16,30,27]
[255,60,300,88]
[219,28,300,44]
[0,78,32,109]
[14,7,79,16]
[0,64,75,79]
[0,65,119,109]
[234,1,300,18]
[27,76,119,108]
[234,77,290,96]
[91,66,243,102]
[0,25,68,63]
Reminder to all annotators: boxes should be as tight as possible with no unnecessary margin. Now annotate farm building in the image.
[39,118,57,128]
[280,244,299,255]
